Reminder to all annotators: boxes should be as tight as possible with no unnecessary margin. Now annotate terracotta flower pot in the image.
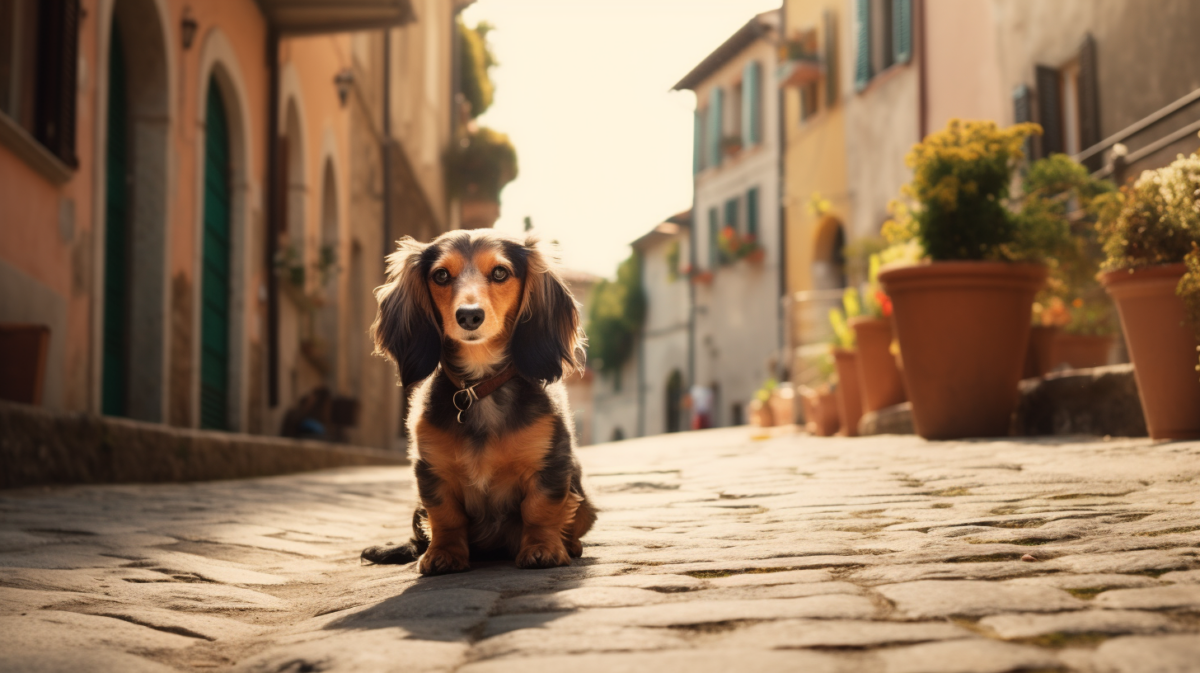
[1054,333,1113,369]
[1023,325,1061,378]
[800,385,840,436]
[850,316,907,413]
[831,348,863,437]
[768,384,797,425]
[748,399,774,427]
[879,262,1047,439]
[1101,264,1200,440]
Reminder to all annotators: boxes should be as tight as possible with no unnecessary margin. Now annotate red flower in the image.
[876,290,893,317]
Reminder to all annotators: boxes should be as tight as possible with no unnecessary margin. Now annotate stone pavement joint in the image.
[1,429,1199,672]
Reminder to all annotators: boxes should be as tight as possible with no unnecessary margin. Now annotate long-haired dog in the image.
[361,230,596,574]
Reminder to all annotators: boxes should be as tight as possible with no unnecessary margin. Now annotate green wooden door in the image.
[200,79,232,430]
[102,26,128,417]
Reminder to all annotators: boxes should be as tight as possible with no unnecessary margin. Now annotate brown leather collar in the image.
[441,362,519,423]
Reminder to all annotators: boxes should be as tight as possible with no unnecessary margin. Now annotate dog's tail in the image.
[360,538,426,565]
[361,507,430,565]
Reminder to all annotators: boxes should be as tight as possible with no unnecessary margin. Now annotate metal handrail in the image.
[1074,86,1200,163]
[1092,118,1200,179]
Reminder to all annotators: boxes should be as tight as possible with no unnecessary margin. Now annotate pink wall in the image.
[923,0,1006,135]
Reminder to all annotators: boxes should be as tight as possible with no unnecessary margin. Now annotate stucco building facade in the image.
[676,10,784,428]
[0,0,463,450]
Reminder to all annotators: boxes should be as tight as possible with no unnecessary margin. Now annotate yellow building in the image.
[780,0,851,380]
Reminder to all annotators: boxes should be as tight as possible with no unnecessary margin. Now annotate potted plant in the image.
[722,135,743,158]
[750,379,777,427]
[799,382,840,436]
[851,254,906,412]
[828,288,864,436]
[1097,151,1200,439]
[878,120,1061,439]
[1056,297,1116,369]
[446,126,518,228]
[717,226,764,265]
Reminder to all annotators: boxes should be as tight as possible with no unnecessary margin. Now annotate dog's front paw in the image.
[565,537,583,558]
[517,542,570,569]
[417,547,470,575]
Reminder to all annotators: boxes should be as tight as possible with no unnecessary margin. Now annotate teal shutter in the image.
[709,87,724,167]
[708,207,719,268]
[746,187,759,238]
[893,0,912,64]
[200,79,232,430]
[724,198,739,233]
[742,61,761,145]
[854,0,870,91]
[824,10,838,106]
[102,25,128,417]
[693,109,702,173]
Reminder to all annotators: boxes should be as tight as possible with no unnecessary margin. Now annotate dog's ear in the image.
[510,237,587,384]
[373,237,441,385]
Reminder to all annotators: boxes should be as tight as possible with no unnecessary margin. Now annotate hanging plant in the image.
[445,127,518,202]
[458,19,496,119]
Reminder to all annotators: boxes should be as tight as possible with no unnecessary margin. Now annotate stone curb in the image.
[0,401,406,488]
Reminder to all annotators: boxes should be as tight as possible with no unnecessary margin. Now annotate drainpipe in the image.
[265,28,281,408]
[636,251,646,438]
[916,0,928,141]
[775,13,788,381]
[381,29,392,264]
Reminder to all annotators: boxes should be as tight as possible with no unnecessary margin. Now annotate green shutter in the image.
[742,61,761,146]
[724,198,739,233]
[893,0,912,64]
[854,0,870,91]
[709,87,724,167]
[746,187,759,238]
[200,79,232,430]
[708,207,719,268]
[102,25,128,417]
[693,109,702,174]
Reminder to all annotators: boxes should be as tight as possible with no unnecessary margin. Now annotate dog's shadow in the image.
[322,558,601,643]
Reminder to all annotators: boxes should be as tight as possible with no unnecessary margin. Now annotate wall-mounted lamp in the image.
[334,69,354,107]
[181,7,198,51]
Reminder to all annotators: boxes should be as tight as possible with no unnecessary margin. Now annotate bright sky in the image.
[460,0,781,279]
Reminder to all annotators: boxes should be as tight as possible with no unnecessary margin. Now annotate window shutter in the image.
[693,110,702,174]
[1077,33,1101,168]
[854,0,870,91]
[709,87,724,167]
[724,197,739,233]
[742,61,761,146]
[746,187,759,238]
[708,207,719,268]
[1035,65,1063,156]
[824,9,838,106]
[1012,84,1034,160]
[34,0,80,166]
[892,0,912,64]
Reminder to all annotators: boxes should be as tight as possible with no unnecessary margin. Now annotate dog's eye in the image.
[491,267,510,282]
[432,268,451,285]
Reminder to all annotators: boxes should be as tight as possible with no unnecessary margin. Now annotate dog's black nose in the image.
[456,306,485,331]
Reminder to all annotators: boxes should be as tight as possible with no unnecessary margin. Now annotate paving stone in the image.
[877,580,1086,618]
[979,609,1180,639]
[77,604,268,641]
[565,573,704,592]
[469,624,690,661]
[1088,635,1200,673]
[705,568,833,587]
[236,628,467,673]
[1093,584,1200,610]
[878,639,1062,673]
[459,649,851,673]
[1047,549,1195,575]
[715,619,972,649]
[500,586,668,612]
[1158,569,1200,584]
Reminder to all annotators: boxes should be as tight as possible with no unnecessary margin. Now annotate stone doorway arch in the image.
[99,0,171,422]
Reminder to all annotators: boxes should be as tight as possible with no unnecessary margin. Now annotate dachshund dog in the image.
[361,230,596,574]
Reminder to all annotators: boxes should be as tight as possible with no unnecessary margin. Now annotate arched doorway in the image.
[200,78,232,430]
[665,369,683,433]
[100,0,170,421]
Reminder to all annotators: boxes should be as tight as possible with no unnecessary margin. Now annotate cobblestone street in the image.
[3,428,1200,672]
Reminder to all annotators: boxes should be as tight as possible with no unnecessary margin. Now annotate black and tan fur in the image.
[363,230,596,574]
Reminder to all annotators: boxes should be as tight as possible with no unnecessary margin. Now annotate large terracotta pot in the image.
[850,317,907,412]
[1102,264,1200,440]
[1054,333,1113,369]
[879,262,1047,439]
[831,348,863,437]
[768,384,797,425]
